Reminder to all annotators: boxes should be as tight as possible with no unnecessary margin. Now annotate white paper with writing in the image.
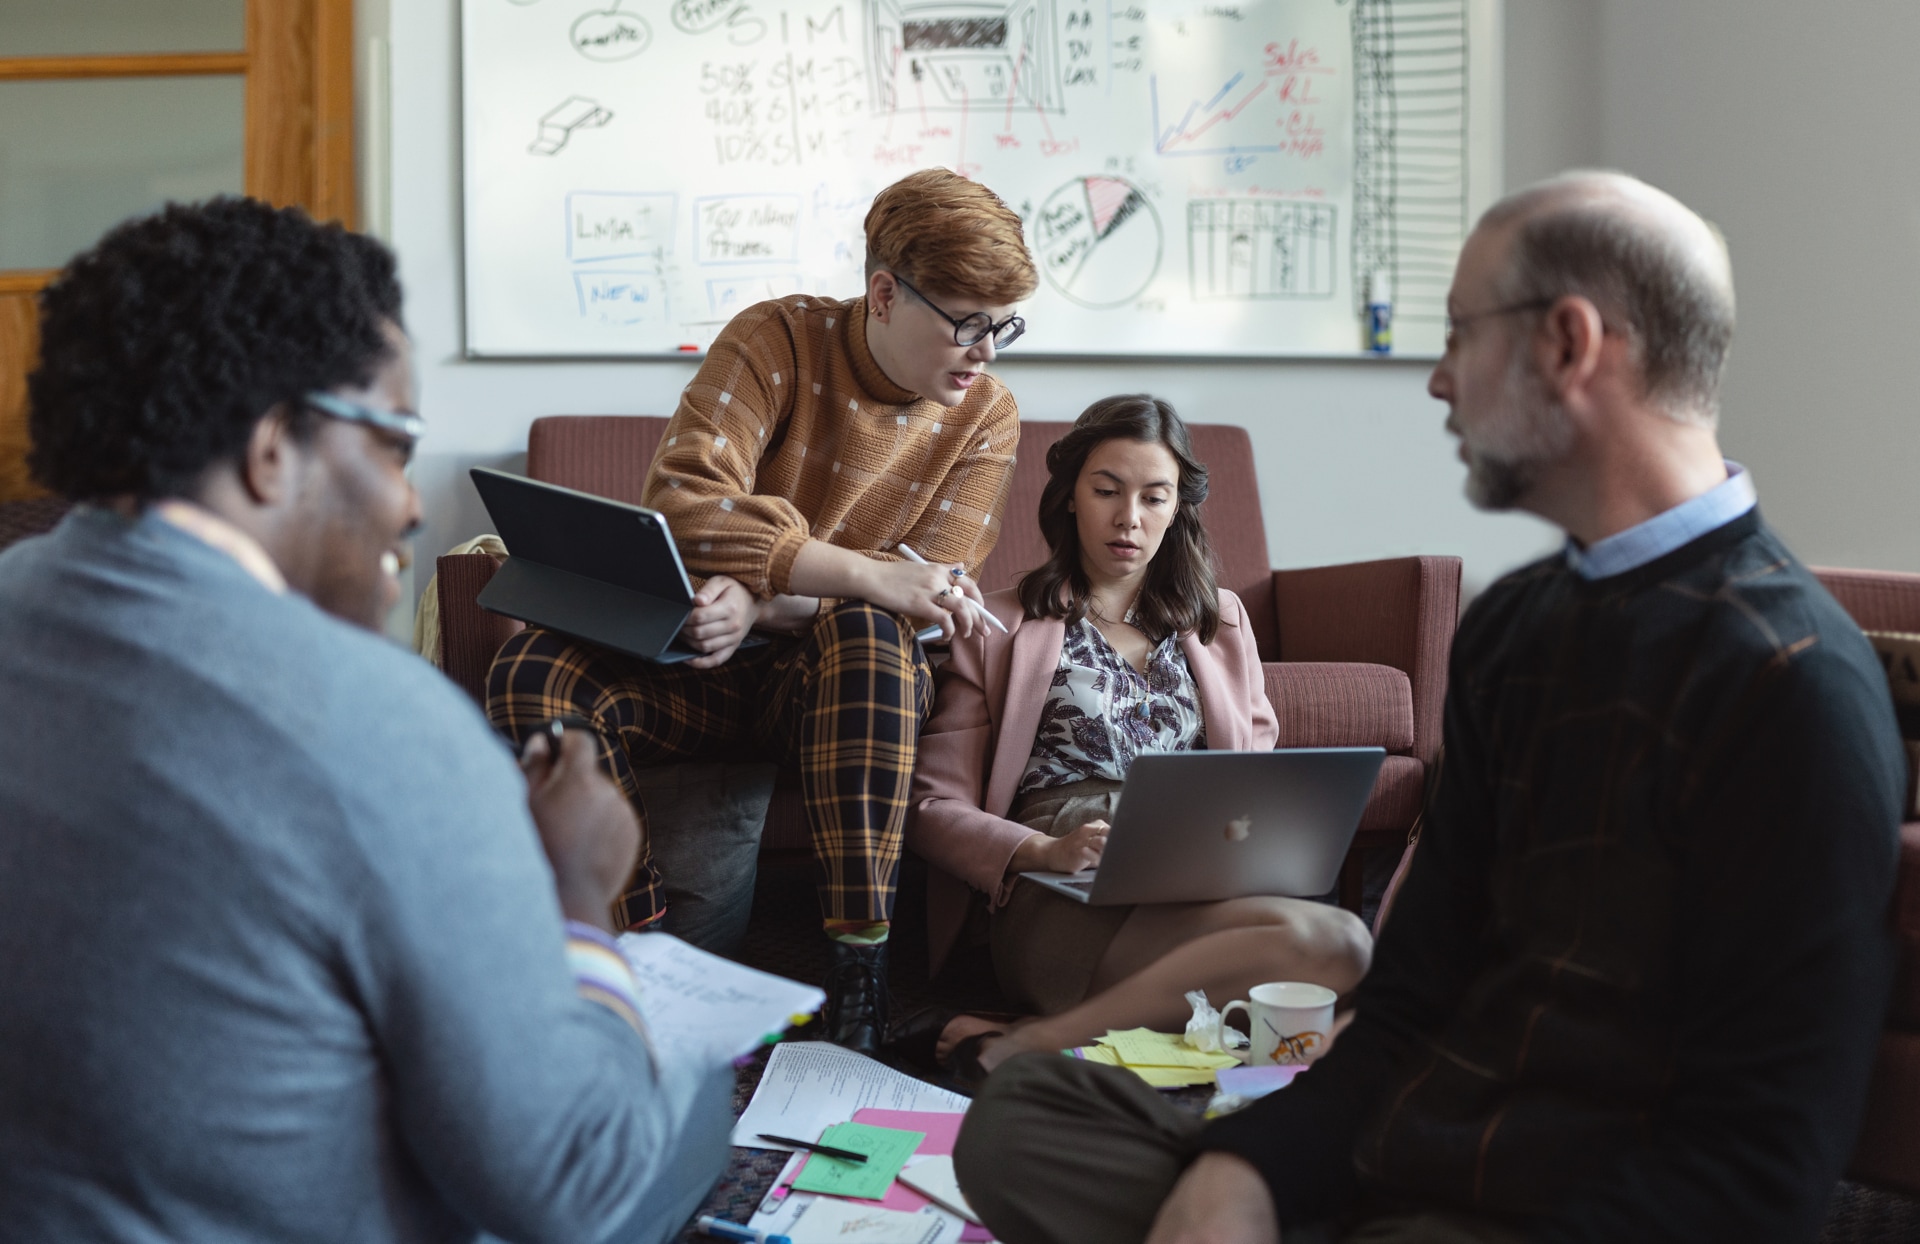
[616,931,824,1064]
[731,1042,968,1150]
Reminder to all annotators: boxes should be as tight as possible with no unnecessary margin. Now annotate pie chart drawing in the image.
[1035,176,1163,309]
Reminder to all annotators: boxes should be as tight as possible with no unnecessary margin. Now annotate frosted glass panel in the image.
[0,0,244,56]
[0,78,245,270]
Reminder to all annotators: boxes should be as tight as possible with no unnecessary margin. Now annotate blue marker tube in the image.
[694,1215,792,1244]
[1366,272,1393,355]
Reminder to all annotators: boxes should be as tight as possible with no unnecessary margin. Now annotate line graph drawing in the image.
[530,96,614,155]
[1188,201,1336,300]
[1352,0,1467,323]
[1150,44,1335,159]
[1036,175,1162,308]
[866,0,1064,114]
[1153,72,1266,157]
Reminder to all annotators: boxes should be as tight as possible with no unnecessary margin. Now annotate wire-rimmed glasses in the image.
[1441,298,1556,351]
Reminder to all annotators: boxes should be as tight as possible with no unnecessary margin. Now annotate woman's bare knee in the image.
[1296,904,1372,990]
[1205,898,1372,990]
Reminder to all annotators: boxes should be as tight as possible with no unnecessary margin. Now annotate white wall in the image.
[1503,0,1600,188]
[374,0,1618,633]
[1596,0,1920,574]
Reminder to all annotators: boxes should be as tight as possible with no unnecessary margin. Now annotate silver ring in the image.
[935,586,955,602]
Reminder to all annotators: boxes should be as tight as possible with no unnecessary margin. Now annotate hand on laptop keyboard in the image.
[1009,818,1110,876]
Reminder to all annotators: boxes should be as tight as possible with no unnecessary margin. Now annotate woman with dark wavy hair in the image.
[898,395,1372,1083]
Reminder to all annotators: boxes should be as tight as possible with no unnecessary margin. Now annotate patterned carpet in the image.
[672,851,1920,1244]
[668,852,1001,1242]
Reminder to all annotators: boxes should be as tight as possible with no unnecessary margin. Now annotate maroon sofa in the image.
[436,414,1461,914]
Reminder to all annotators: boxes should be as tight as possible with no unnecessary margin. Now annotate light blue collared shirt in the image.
[1565,462,1757,580]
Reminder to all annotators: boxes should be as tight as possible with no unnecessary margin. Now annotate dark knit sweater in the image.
[1203,509,1906,1243]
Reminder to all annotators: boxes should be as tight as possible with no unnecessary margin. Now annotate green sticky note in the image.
[789,1122,926,1201]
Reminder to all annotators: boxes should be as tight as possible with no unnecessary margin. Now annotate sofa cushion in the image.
[1356,754,1426,836]
[1264,661,1415,755]
[1893,822,1920,1032]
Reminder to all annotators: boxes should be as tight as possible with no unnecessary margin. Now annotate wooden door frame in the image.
[0,0,356,502]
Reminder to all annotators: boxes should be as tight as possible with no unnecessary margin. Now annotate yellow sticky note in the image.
[1096,1028,1239,1071]
[1070,1044,1123,1065]
[1130,1065,1219,1088]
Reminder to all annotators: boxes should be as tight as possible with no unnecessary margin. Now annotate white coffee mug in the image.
[1216,981,1337,1066]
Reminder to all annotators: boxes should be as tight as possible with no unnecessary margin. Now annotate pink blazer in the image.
[909,587,1278,972]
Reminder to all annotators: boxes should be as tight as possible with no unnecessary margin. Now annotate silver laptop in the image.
[1019,748,1386,905]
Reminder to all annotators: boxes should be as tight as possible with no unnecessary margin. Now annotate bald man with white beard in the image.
[951,173,1909,1244]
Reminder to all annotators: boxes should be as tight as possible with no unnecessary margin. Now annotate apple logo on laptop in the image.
[1224,816,1252,841]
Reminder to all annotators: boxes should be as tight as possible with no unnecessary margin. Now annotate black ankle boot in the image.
[822,940,889,1056]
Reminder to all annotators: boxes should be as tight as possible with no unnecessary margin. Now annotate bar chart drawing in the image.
[1187,201,1337,301]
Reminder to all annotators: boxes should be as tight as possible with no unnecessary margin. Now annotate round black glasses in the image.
[892,274,1026,350]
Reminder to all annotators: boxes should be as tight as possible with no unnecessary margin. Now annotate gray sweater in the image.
[0,508,729,1243]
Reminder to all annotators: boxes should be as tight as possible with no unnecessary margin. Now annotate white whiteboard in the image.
[461,0,1495,358]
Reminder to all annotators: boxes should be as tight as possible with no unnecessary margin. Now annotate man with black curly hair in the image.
[0,198,730,1244]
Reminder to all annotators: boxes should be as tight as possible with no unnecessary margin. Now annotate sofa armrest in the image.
[437,552,523,706]
[1263,662,1414,754]
[1271,555,1461,765]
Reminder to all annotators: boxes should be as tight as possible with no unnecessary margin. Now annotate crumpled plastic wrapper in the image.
[1182,989,1246,1054]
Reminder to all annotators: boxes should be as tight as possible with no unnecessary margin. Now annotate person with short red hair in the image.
[488,168,1039,1053]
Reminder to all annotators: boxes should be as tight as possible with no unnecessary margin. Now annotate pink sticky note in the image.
[851,1109,990,1240]
[762,1109,989,1241]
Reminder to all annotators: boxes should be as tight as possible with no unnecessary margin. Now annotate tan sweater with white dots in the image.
[642,294,1021,599]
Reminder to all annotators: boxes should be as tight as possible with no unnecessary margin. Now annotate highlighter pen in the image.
[895,543,1010,634]
[694,1215,791,1244]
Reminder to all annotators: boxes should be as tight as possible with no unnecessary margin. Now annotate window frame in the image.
[0,0,355,501]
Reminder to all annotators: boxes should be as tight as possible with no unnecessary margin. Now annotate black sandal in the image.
[883,1006,1014,1086]
[943,1030,1004,1095]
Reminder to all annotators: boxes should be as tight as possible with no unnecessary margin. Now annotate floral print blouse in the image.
[1017,616,1206,793]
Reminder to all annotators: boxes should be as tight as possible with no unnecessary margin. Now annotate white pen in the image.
[895,543,1010,634]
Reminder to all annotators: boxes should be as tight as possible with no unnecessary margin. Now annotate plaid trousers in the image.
[486,602,933,929]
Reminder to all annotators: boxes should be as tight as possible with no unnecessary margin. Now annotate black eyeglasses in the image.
[304,391,426,442]
[1442,298,1555,351]
[892,274,1026,350]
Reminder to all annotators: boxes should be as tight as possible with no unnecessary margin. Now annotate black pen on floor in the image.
[757,1133,869,1163]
